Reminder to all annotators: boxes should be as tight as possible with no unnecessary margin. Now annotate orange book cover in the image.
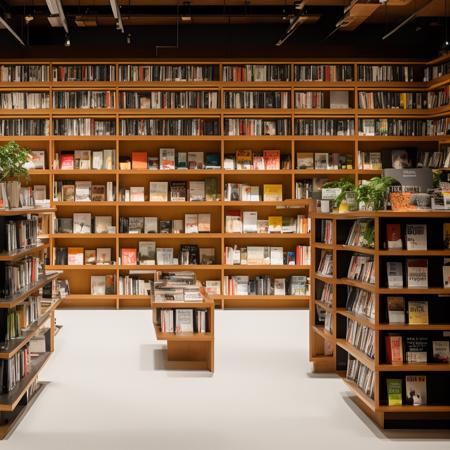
[121,248,137,265]
[68,247,84,265]
[263,150,280,170]
[131,152,148,170]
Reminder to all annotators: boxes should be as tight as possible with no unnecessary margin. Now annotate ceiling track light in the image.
[275,15,304,46]
[45,0,68,33]
[0,16,25,45]
[110,0,124,33]
[181,1,192,22]
[64,33,70,47]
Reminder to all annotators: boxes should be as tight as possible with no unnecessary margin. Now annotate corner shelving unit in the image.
[310,209,450,428]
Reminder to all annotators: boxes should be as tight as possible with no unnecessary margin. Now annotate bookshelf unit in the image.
[0,207,61,439]
[1,57,449,309]
[310,209,450,428]
[151,291,215,372]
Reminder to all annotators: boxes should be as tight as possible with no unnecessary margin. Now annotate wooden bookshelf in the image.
[0,58,449,309]
[310,208,450,428]
[0,206,61,439]
[151,294,215,372]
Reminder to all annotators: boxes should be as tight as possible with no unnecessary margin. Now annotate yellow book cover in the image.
[268,216,282,233]
[263,184,283,202]
[399,92,407,109]
[236,150,253,170]
[408,300,429,325]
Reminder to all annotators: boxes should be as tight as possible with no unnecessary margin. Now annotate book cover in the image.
[130,187,145,202]
[144,217,158,233]
[96,248,112,264]
[198,213,211,233]
[432,341,450,363]
[187,151,204,169]
[132,152,148,170]
[405,375,427,406]
[406,224,427,250]
[236,150,253,170]
[242,211,257,233]
[387,261,403,288]
[263,184,283,202]
[387,296,405,324]
[175,309,194,334]
[62,184,75,202]
[225,211,242,233]
[385,335,403,364]
[314,153,329,170]
[105,274,115,295]
[68,247,84,265]
[91,276,106,295]
[268,216,282,233]
[91,185,106,202]
[60,152,74,170]
[172,220,184,234]
[121,248,137,265]
[84,249,96,265]
[386,379,402,406]
[75,181,92,202]
[170,181,187,202]
[408,300,429,324]
[199,248,215,265]
[176,152,187,169]
[188,181,205,202]
[185,214,199,234]
[386,224,403,249]
[407,259,428,288]
[263,150,280,170]
[94,216,112,234]
[392,149,413,169]
[270,247,284,265]
[274,278,286,295]
[149,182,169,202]
[296,152,314,170]
[443,257,450,288]
[405,336,429,363]
[138,241,156,265]
[128,217,144,234]
[29,150,46,169]
[73,213,92,234]
[159,148,176,170]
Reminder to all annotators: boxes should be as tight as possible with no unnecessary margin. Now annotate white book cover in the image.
[75,181,92,201]
[75,150,91,169]
[33,185,47,201]
[156,248,173,265]
[405,375,427,406]
[406,224,427,250]
[387,261,403,288]
[149,182,168,202]
[270,247,284,265]
[407,259,428,288]
[92,151,103,170]
[188,181,205,201]
[247,246,265,265]
[243,211,257,233]
[198,213,211,233]
[185,214,199,233]
[103,149,115,169]
[172,220,184,234]
[144,217,158,233]
[274,278,286,295]
[138,241,156,265]
[95,216,112,234]
[73,213,92,234]
[159,148,176,170]
[175,309,194,334]
[96,248,112,264]
[91,275,106,295]
[205,280,221,296]
[29,150,46,169]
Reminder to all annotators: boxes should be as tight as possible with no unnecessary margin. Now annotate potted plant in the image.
[357,176,395,211]
[322,178,356,212]
[0,141,31,208]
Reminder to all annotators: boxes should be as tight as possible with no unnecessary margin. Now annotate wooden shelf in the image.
[379,363,450,372]
[0,242,49,262]
[336,309,375,329]
[336,339,375,370]
[155,330,213,341]
[0,207,55,216]
[336,278,376,292]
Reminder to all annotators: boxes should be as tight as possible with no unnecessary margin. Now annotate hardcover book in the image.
[138,241,156,265]
[296,152,314,170]
[185,214,199,234]
[198,214,211,233]
[263,150,280,170]
[144,217,158,234]
[405,375,427,406]
[408,300,429,324]
[263,184,283,202]
[67,247,84,265]
[406,224,427,250]
[94,216,112,234]
[73,213,92,234]
[387,379,402,406]
[96,248,112,264]
[407,259,428,288]
[432,341,450,363]
[132,152,148,170]
[387,261,403,288]
[405,336,429,363]
[385,335,403,364]
[236,150,253,170]
[387,296,405,324]
[159,148,176,170]
[187,152,204,169]
[386,224,402,249]
[149,182,169,202]
[121,248,137,265]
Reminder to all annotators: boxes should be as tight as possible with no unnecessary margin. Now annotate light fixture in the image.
[0,15,25,45]
[24,14,34,24]
[45,0,68,33]
[126,33,131,44]
[276,15,304,46]
[110,0,124,33]
[181,1,191,22]
[64,33,70,47]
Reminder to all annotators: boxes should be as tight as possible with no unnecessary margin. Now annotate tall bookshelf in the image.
[0,57,449,309]
[310,209,450,428]
[0,207,60,439]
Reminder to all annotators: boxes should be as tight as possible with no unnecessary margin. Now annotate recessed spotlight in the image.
[25,14,34,24]
[126,33,131,44]
[64,34,70,47]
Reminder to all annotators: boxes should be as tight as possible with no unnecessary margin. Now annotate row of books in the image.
[152,272,202,302]
[423,62,449,82]
[386,259,450,289]
[0,296,41,343]
[223,91,290,109]
[317,251,333,277]
[224,150,289,170]
[53,181,115,202]
[417,149,450,169]
[295,119,355,136]
[122,149,220,170]
[53,118,115,136]
[347,255,375,284]
[385,333,449,364]
[54,247,114,266]
[118,64,217,82]
[2,216,39,252]
[0,346,30,394]
[54,214,114,234]
[91,275,115,295]
[387,376,427,406]
[0,257,41,298]
[53,64,115,82]
[387,297,433,325]
[295,181,313,200]
[225,212,310,234]
[224,183,282,202]
[120,118,219,136]
[319,219,333,245]
[119,214,211,234]
[319,282,333,306]
[119,91,218,109]
[0,92,50,109]
[357,65,415,82]
[0,182,46,209]
[346,219,374,248]
[223,245,310,266]
[53,91,115,109]
[156,309,209,334]
[0,119,49,136]
[346,356,374,399]
[55,149,115,170]
[222,275,309,296]
[345,287,375,321]
[359,118,449,136]
[224,118,290,136]
[0,64,49,82]
[346,318,375,359]
[293,64,353,82]
[295,91,350,109]
[222,64,289,82]
[118,276,151,296]
[297,152,353,170]
[119,179,219,202]
[358,89,449,110]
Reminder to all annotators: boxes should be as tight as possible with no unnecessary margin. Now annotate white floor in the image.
[3,309,450,449]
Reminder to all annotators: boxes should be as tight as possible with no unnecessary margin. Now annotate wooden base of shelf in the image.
[223,295,309,309]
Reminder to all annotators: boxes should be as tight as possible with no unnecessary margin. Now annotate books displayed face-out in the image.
[138,241,156,265]
[121,248,137,265]
[73,213,92,234]
[75,181,91,202]
[160,148,176,170]
[387,296,405,324]
[85,249,96,265]
[405,375,427,406]
[96,248,112,264]
[408,300,428,325]
[406,224,427,250]
[188,181,205,202]
[263,184,283,202]
[407,259,428,288]
[95,216,112,234]
[387,378,403,406]
[386,224,403,249]
[387,261,403,288]
[385,335,403,364]
[175,309,194,334]
[29,150,46,169]
[149,182,168,202]
[144,217,158,234]
[68,247,84,265]
[432,341,450,363]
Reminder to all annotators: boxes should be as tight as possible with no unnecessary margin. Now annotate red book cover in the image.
[131,152,148,170]
[385,335,403,364]
[296,245,300,265]
[263,150,281,170]
[386,224,402,249]
[60,152,74,170]
[121,248,137,265]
